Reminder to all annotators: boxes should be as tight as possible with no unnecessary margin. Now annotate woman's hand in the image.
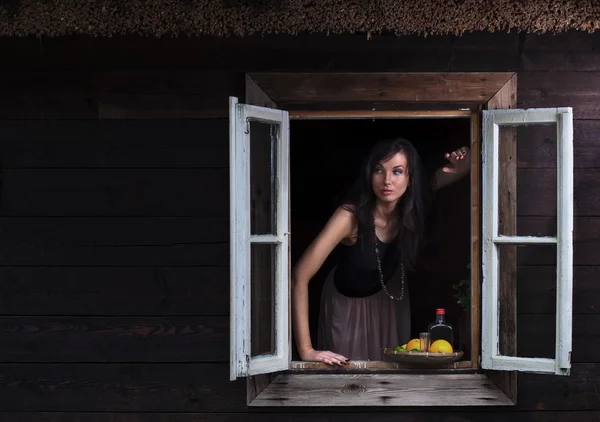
[442,146,470,175]
[301,348,349,366]
[431,146,471,190]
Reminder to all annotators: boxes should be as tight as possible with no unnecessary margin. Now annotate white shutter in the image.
[229,97,291,380]
[481,107,573,376]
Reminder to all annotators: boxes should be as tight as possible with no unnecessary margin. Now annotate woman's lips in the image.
[381,189,393,195]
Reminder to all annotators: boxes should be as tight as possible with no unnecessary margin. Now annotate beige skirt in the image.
[317,264,411,361]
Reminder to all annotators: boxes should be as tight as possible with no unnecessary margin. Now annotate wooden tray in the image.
[382,348,464,365]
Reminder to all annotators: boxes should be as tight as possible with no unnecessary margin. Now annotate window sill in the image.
[290,360,475,371]
[249,373,515,407]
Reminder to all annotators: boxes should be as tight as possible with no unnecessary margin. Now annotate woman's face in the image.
[371,151,410,205]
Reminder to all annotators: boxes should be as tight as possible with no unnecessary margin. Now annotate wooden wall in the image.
[0,30,599,420]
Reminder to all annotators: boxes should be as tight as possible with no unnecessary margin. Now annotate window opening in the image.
[289,116,473,370]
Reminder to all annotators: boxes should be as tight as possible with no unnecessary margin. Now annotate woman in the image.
[291,137,470,365]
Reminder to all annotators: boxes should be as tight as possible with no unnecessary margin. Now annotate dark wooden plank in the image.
[524,31,600,51]
[517,120,600,169]
[94,70,241,119]
[1,411,600,422]
[523,51,600,72]
[519,363,600,410]
[0,363,245,412]
[517,314,599,364]
[0,34,452,70]
[253,374,513,407]
[0,70,242,119]
[2,412,600,422]
[518,72,600,120]
[517,266,600,314]
[521,31,600,71]
[0,169,228,217]
[0,120,228,169]
[0,71,96,119]
[0,316,227,363]
[0,267,229,316]
[92,71,239,96]
[517,217,600,265]
[450,31,522,71]
[0,35,452,73]
[97,94,232,119]
[517,169,600,217]
[0,217,228,266]
[251,72,514,104]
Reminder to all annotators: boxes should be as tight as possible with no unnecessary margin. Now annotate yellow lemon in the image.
[430,339,453,353]
[406,338,421,351]
[401,343,407,349]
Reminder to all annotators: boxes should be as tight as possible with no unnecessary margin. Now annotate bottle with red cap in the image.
[427,308,454,347]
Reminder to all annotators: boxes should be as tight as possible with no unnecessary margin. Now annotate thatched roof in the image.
[0,0,598,37]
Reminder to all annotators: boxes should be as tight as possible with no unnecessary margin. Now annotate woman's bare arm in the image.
[292,206,355,365]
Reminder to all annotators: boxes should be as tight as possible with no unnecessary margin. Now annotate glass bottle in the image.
[427,308,454,346]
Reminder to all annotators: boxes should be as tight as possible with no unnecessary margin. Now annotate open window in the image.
[229,97,290,379]
[229,73,574,406]
[481,107,573,376]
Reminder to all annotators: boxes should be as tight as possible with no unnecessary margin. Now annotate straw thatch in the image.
[0,0,598,37]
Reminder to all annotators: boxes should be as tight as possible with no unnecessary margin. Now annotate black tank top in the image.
[333,233,401,298]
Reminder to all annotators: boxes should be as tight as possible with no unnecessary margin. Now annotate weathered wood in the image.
[252,374,513,406]
[518,72,600,120]
[0,119,228,169]
[1,411,600,422]
[289,361,474,371]
[250,72,514,104]
[0,70,242,119]
[0,363,246,412]
[523,32,600,71]
[524,31,600,52]
[451,32,522,72]
[486,73,517,403]
[0,71,97,119]
[0,217,228,266]
[290,110,473,118]
[0,34,452,70]
[0,316,227,362]
[246,74,277,108]
[94,70,241,119]
[517,169,600,217]
[97,94,231,119]
[247,373,277,405]
[0,169,228,217]
[517,217,600,265]
[517,314,599,364]
[0,266,229,316]
[519,363,600,410]
[523,51,600,72]
[517,266,600,314]
[516,120,600,169]
[470,110,481,369]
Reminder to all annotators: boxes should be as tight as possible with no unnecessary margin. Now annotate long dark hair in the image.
[341,137,428,270]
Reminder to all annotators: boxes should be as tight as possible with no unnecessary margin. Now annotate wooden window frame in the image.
[229,98,291,379]
[235,72,521,407]
[481,107,573,375]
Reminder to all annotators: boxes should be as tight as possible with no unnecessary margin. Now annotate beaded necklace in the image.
[373,216,405,301]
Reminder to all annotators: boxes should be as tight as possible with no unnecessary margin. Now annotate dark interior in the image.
[290,117,472,361]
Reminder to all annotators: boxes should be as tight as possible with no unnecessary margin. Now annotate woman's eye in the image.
[394,170,403,175]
